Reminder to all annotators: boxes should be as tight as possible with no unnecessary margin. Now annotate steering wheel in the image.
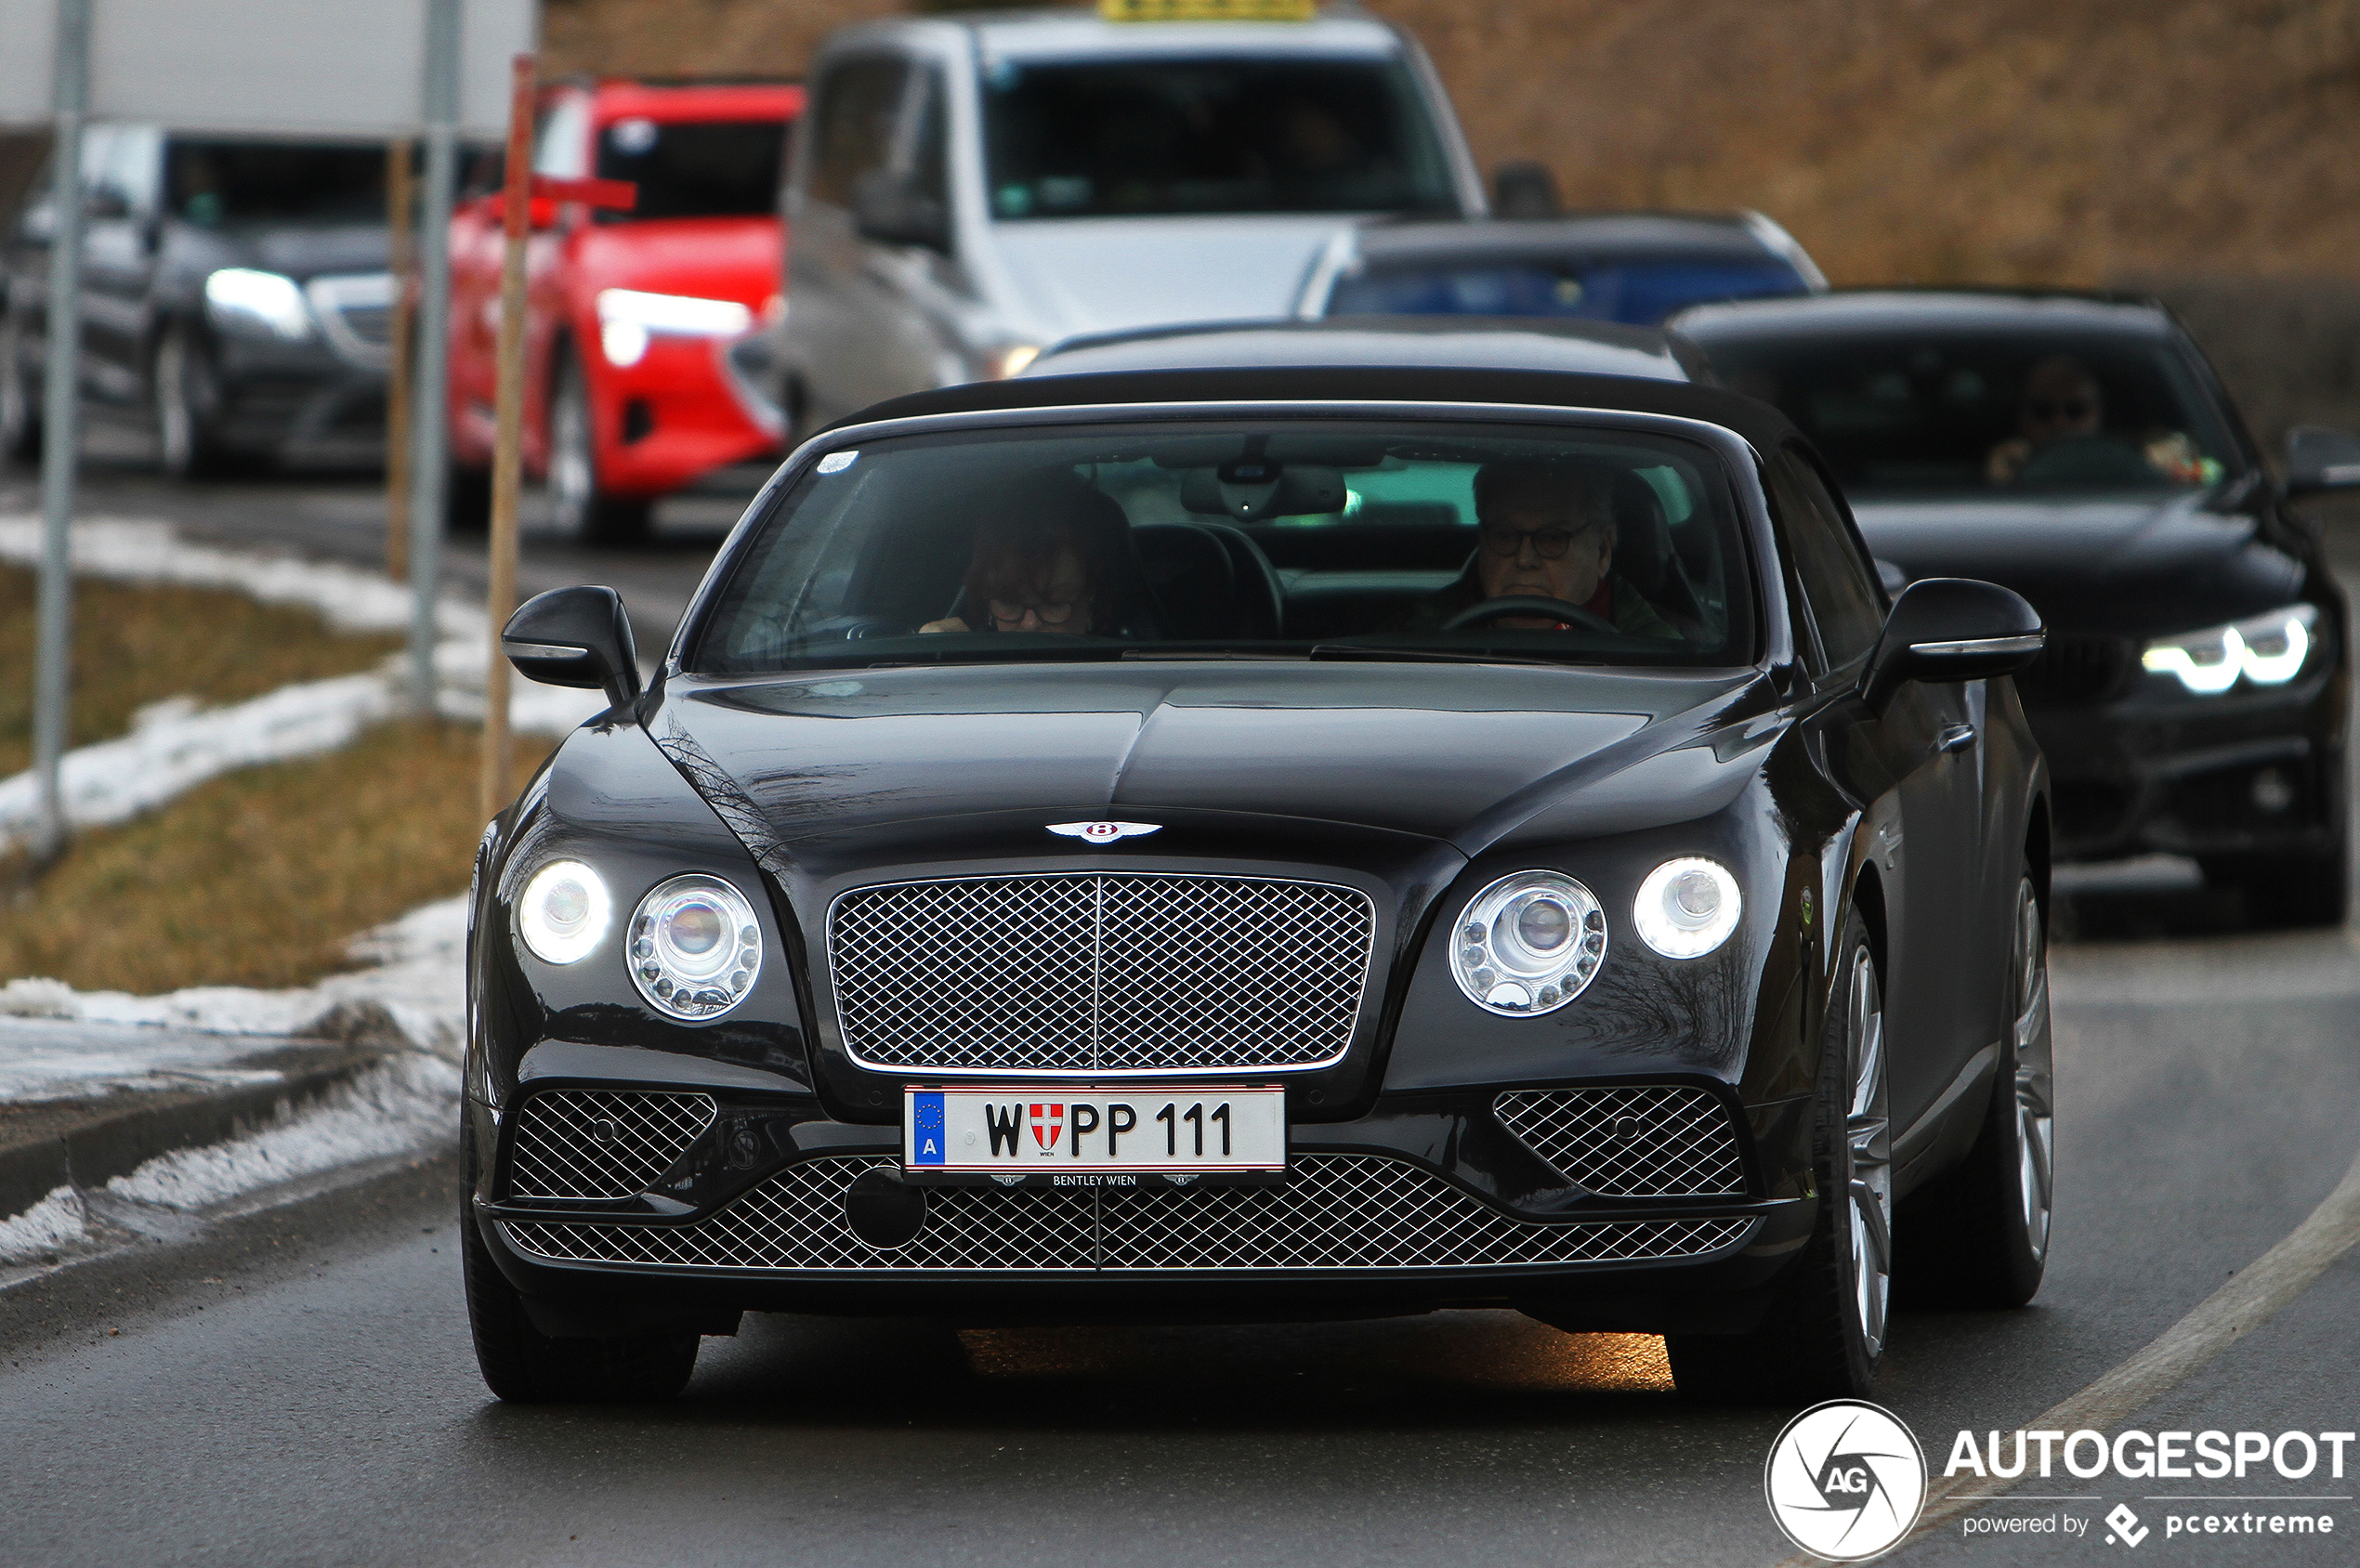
[1441,596,1619,634]
[803,614,909,642]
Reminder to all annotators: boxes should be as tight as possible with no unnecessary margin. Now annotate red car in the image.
[447,79,801,542]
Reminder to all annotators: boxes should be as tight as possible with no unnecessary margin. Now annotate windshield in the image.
[981,57,1456,220]
[1689,327,2241,496]
[166,141,383,228]
[595,118,786,223]
[1331,256,1808,325]
[692,421,1757,674]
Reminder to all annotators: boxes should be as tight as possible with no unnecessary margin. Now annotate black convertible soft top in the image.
[827,364,1801,455]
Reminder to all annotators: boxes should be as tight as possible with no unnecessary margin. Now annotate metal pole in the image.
[406,0,463,713]
[384,138,415,583]
[32,0,91,866]
[480,52,535,822]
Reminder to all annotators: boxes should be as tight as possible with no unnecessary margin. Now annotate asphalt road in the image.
[1,455,2357,1564]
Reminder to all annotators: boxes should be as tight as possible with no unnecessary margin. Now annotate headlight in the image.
[1633,857,1742,960]
[517,860,611,964]
[628,874,762,1020]
[203,268,313,342]
[2142,604,2318,695]
[1449,871,1606,1015]
[596,287,754,367]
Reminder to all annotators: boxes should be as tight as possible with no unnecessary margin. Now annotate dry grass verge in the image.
[0,720,552,995]
[0,563,403,780]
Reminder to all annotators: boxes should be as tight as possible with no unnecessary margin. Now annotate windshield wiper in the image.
[1307,643,1575,669]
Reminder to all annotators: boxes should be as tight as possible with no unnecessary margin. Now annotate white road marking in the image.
[1770,1135,2360,1563]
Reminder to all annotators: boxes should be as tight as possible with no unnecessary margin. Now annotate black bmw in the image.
[463,357,2057,1406]
[1676,291,2356,922]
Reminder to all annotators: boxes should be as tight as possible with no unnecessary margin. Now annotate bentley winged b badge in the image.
[1046,821,1162,844]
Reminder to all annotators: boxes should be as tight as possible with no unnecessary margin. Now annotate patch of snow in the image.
[0,1185,91,1264]
[0,893,471,1088]
[103,1052,457,1212]
[0,515,609,852]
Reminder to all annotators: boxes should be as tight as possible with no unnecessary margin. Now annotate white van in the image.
[773,4,1485,434]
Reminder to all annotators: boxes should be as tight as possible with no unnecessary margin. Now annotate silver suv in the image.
[774,6,1484,434]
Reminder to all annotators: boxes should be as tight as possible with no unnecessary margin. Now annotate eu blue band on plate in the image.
[911,1091,946,1165]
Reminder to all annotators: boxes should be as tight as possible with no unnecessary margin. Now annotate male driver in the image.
[1408,459,1678,636]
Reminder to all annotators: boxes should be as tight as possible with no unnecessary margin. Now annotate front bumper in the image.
[212,336,387,463]
[2026,663,2346,863]
[466,1048,1815,1330]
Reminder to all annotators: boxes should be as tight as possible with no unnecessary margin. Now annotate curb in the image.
[0,1040,400,1227]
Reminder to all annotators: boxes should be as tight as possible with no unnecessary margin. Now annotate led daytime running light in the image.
[517,859,611,964]
[2143,606,2315,696]
[1633,857,1742,960]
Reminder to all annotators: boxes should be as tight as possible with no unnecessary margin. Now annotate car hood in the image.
[984,216,1353,343]
[570,216,782,306]
[196,222,390,280]
[651,660,1763,873]
[1851,490,2310,637]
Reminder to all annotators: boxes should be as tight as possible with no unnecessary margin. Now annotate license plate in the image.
[902,1085,1287,1188]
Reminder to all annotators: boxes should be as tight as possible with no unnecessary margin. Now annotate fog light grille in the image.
[501,1153,1752,1273]
[506,1089,718,1201]
[1493,1086,1746,1196]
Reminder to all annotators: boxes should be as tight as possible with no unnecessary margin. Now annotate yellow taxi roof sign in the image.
[1099,0,1318,21]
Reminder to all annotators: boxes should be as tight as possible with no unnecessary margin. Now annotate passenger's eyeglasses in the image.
[2026,398,2094,422]
[1479,524,1594,560]
[989,598,1080,627]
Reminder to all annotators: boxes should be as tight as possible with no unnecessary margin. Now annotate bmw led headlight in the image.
[1634,857,1741,959]
[628,874,762,1019]
[2142,604,2317,696]
[203,268,314,342]
[517,859,611,964]
[1449,871,1606,1015]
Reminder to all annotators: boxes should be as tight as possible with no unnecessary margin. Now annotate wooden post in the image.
[479,54,535,823]
[384,138,415,582]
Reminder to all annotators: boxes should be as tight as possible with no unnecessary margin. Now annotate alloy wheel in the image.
[1844,944,1893,1358]
[550,361,595,532]
[154,327,200,477]
[2013,877,2055,1261]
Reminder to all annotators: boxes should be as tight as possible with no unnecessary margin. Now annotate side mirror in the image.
[1862,577,2043,712]
[2283,426,2360,496]
[1490,159,1560,219]
[504,584,641,710]
[851,167,949,252]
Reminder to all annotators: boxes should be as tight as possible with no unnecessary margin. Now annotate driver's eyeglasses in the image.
[989,598,1079,627]
[2026,398,2094,422]
[1479,524,1592,559]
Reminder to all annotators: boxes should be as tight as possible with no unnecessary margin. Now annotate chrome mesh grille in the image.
[506,1090,718,1201]
[502,1154,1751,1273]
[829,873,1373,1074]
[1493,1087,1747,1197]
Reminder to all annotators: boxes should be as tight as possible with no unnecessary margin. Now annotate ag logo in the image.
[1763,1400,1927,1561]
[2104,1504,2148,1548]
[1047,820,1161,844]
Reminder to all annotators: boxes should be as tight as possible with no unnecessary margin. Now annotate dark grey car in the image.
[1,127,393,476]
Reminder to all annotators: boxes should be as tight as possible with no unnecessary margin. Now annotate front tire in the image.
[1900,870,2054,1307]
[153,322,242,478]
[461,1124,699,1403]
[548,349,651,545]
[1668,910,1891,1404]
[0,307,39,463]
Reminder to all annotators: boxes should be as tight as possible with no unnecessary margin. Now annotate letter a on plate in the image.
[1047,821,1161,844]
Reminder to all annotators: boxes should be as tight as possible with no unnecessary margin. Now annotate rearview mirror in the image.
[2283,426,2360,496]
[1862,577,2043,712]
[851,168,949,253]
[504,584,641,710]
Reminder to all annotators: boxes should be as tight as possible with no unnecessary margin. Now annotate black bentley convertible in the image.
[463,357,2056,1405]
